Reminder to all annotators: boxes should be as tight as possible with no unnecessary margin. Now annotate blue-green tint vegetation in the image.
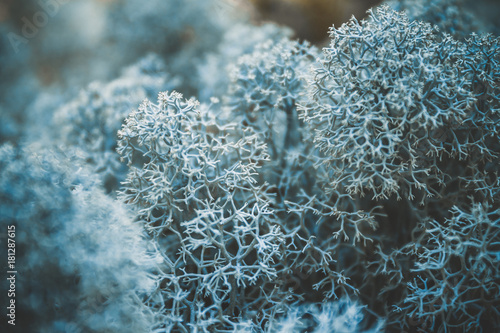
[0,0,499,332]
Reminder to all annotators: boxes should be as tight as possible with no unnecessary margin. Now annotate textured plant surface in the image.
[401,203,500,331]
[301,7,479,201]
[1,0,499,332]
[117,91,326,331]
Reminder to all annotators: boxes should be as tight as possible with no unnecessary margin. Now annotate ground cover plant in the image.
[1,0,499,332]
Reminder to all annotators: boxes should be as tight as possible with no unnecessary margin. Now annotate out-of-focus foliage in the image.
[196,23,292,101]
[0,144,158,333]
[385,0,492,39]
[268,298,384,333]
[0,26,38,143]
[51,54,176,192]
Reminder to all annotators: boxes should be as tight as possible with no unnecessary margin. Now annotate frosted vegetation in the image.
[0,0,499,332]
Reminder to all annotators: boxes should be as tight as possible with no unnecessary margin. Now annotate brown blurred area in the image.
[0,0,114,24]
[0,0,29,25]
[0,0,382,86]
[250,0,382,43]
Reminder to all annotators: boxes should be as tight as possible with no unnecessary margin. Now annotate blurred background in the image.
[0,0,498,145]
[1,0,382,42]
[249,0,382,42]
[2,0,499,86]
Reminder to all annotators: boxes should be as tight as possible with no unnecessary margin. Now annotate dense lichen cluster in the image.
[1,0,499,332]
